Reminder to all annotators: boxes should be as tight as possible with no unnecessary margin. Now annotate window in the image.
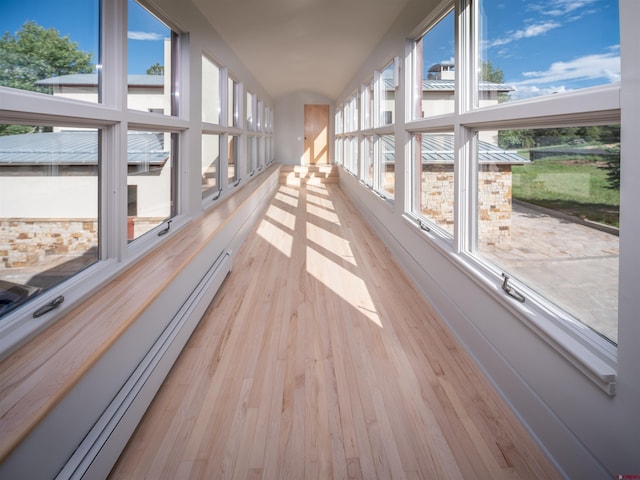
[475,125,620,343]
[361,135,374,186]
[127,0,174,114]
[404,0,621,350]
[414,9,455,119]
[228,76,240,127]
[412,132,455,236]
[246,91,255,130]
[201,134,221,199]
[361,80,374,130]
[228,135,238,184]
[127,130,176,241]
[380,61,396,125]
[257,100,263,132]
[202,56,221,124]
[0,1,101,103]
[248,135,257,174]
[379,135,395,198]
[476,0,620,105]
[0,124,100,316]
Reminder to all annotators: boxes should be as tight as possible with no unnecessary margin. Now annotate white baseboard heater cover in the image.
[56,250,232,480]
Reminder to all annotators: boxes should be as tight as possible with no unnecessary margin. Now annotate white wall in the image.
[336,0,640,478]
[274,92,333,165]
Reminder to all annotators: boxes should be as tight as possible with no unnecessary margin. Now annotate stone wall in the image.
[0,219,98,268]
[420,164,513,245]
[1,218,162,269]
[478,165,513,246]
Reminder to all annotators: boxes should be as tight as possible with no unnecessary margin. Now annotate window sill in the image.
[402,212,616,396]
[452,253,617,396]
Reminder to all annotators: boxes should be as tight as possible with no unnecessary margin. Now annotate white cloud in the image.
[487,0,599,50]
[517,52,621,85]
[128,31,164,41]
[487,21,561,48]
[511,84,569,100]
[539,0,597,17]
[508,51,620,100]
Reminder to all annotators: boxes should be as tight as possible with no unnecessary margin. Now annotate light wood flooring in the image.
[109,180,560,479]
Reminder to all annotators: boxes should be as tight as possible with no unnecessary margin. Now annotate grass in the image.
[511,154,620,227]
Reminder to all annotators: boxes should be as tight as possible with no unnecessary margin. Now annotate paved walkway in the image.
[481,203,619,343]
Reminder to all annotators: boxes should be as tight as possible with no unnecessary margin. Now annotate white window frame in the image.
[0,0,190,358]
[401,0,621,394]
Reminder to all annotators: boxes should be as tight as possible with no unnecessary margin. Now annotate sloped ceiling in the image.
[192,0,409,100]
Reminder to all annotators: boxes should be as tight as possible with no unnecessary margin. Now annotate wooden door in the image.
[303,104,329,164]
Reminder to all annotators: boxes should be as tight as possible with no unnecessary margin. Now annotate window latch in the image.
[418,219,431,232]
[158,219,172,236]
[33,295,65,318]
[501,273,525,303]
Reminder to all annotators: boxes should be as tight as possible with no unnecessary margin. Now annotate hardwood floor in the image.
[109,180,560,479]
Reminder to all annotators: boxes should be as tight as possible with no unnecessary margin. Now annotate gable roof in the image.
[0,131,169,166]
[381,134,528,165]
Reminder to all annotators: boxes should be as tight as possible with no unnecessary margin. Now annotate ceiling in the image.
[192,0,410,100]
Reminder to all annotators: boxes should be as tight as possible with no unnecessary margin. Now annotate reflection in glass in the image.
[362,136,374,186]
[379,135,395,198]
[127,131,174,241]
[202,57,221,124]
[127,0,172,114]
[381,62,395,125]
[201,134,220,199]
[415,10,455,118]
[228,135,238,184]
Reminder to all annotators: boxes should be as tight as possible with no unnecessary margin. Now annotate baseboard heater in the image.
[56,250,232,480]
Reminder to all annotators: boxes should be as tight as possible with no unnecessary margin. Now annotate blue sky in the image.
[424,0,620,100]
[1,0,621,97]
[0,0,168,74]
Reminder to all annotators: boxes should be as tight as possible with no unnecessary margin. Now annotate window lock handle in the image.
[33,295,65,318]
[501,273,525,303]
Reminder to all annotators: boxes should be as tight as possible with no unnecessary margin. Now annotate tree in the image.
[0,21,94,94]
[146,63,164,75]
[480,60,504,84]
[0,21,94,136]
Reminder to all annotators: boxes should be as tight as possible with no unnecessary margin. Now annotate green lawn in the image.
[511,155,620,227]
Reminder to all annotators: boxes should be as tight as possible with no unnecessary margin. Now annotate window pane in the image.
[379,135,395,198]
[248,136,257,173]
[477,0,620,105]
[202,56,221,124]
[127,131,174,241]
[127,0,173,114]
[228,76,239,127]
[201,134,220,199]
[381,62,395,125]
[0,125,99,317]
[415,10,455,118]
[361,136,374,186]
[0,0,100,102]
[476,126,620,343]
[246,91,255,130]
[413,132,455,235]
[228,135,238,184]
[361,80,374,130]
